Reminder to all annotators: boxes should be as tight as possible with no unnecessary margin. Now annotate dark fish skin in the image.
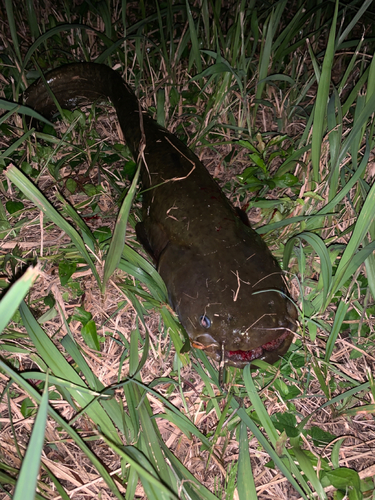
[24,62,298,368]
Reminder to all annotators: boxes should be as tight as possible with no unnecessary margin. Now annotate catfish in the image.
[24,62,298,368]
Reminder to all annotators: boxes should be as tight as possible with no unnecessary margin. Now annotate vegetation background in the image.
[0,0,375,498]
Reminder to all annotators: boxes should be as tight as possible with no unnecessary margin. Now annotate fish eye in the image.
[199,315,211,328]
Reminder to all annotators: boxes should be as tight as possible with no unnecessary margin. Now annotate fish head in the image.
[158,240,298,368]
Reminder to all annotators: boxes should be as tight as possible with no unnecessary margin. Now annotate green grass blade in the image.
[254,12,273,117]
[289,439,327,500]
[0,100,53,125]
[188,457,225,499]
[29,337,130,438]
[112,378,213,449]
[54,191,97,253]
[243,365,279,444]
[125,466,139,500]
[155,408,211,449]
[13,374,49,500]
[0,129,35,161]
[20,371,103,396]
[125,334,173,487]
[160,307,190,365]
[103,441,178,500]
[254,0,287,115]
[155,1,168,74]
[120,373,178,497]
[0,359,123,499]
[160,440,219,500]
[327,90,342,202]
[324,300,349,362]
[365,231,375,301]
[157,88,166,127]
[337,38,364,96]
[4,0,22,64]
[336,0,373,48]
[103,163,141,290]
[192,362,222,417]
[350,93,366,170]
[236,404,311,498]
[19,302,122,445]
[60,331,101,390]
[311,0,338,181]
[117,258,165,303]
[0,473,35,498]
[21,23,110,73]
[25,0,39,41]
[329,241,375,305]
[366,47,375,107]
[341,65,370,116]
[0,197,11,235]
[337,90,375,168]
[136,386,175,486]
[284,232,332,308]
[303,140,370,232]
[237,421,257,499]
[273,4,305,60]
[185,0,202,74]
[0,266,40,334]
[38,465,70,500]
[123,245,167,295]
[241,366,312,497]
[122,378,218,499]
[5,165,101,286]
[327,181,375,306]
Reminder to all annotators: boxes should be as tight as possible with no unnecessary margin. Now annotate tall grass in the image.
[0,0,375,498]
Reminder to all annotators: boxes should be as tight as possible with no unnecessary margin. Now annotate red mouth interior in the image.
[227,331,290,362]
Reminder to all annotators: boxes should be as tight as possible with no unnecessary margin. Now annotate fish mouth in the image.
[192,330,293,368]
[224,330,293,367]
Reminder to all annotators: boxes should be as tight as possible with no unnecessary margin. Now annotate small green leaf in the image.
[81,319,100,351]
[66,178,77,194]
[249,153,267,173]
[94,226,112,243]
[272,412,299,438]
[321,468,361,491]
[43,294,55,308]
[238,140,258,153]
[83,184,98,196]
[58,260,77,286]
[273,173,299,187]
[170,86,180,108]
[307,427,336,447]
[71,306,92,326]
[20,397,37,418]
[20,162,38,178]
[331,438,346,469]
[123,159,137,177]
[6,201,24,214]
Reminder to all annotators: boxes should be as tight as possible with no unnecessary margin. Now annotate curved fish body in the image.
[24,63,297,368]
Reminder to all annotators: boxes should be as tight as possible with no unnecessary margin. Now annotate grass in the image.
[0,0,375,498]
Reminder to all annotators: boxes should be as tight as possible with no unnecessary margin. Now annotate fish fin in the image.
[136,218,169,263]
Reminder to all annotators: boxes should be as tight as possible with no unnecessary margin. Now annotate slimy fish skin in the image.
[24,63,297,368]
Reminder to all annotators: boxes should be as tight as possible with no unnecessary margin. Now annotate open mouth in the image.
[225,330,291,364]
[191,329,293,367]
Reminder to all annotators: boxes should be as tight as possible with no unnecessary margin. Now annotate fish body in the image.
[24,63,297,367]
